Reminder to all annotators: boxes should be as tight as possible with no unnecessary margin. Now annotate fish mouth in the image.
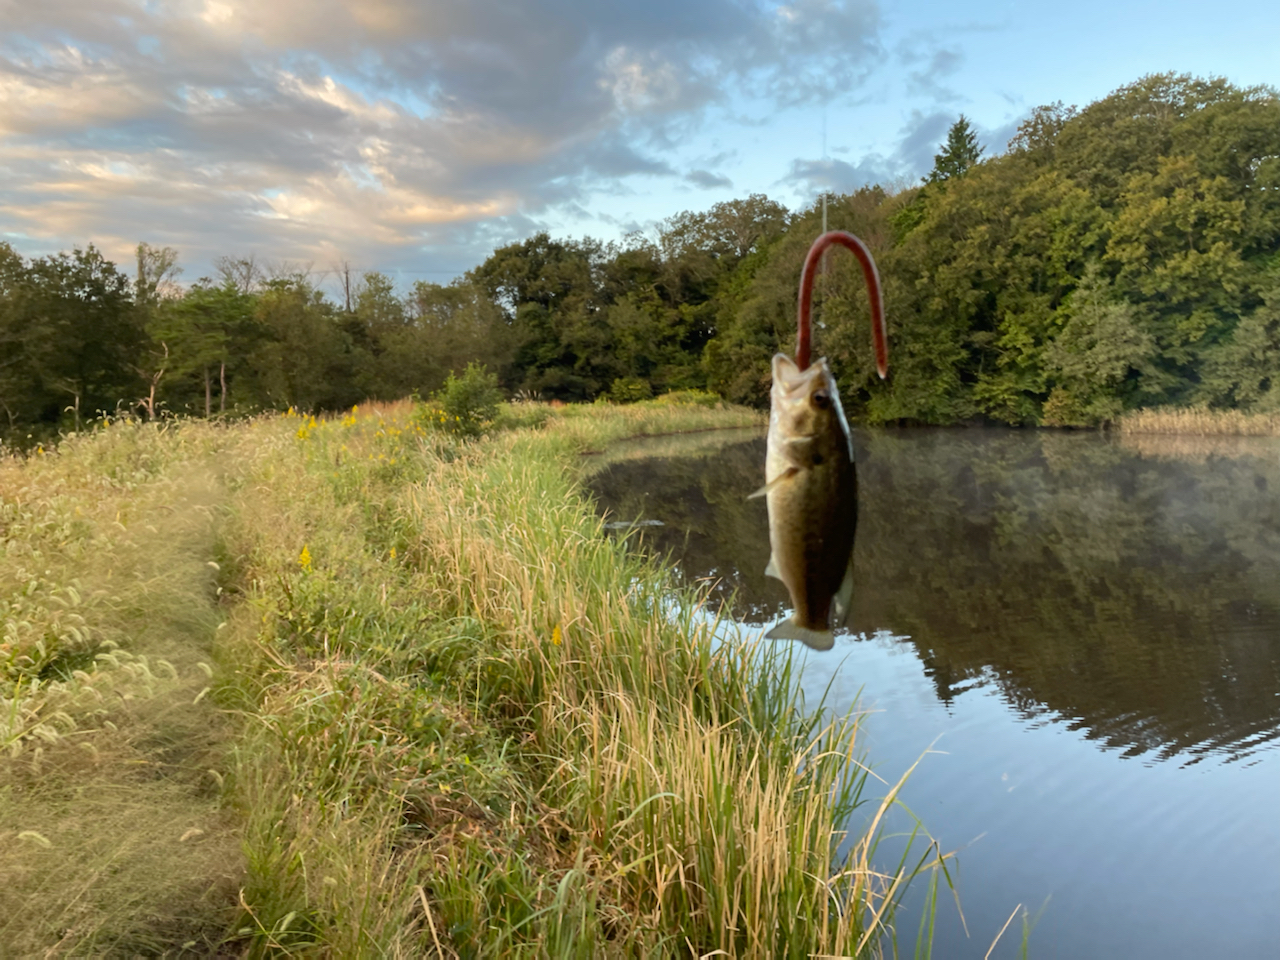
[782,435,815,446]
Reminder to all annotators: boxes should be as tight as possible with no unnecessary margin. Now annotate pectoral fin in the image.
[747,467,798,500]
[765,618,835,651]
[831,555,856,628]
[764,555,781,580]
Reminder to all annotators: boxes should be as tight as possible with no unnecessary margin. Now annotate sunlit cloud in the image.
[0,0,894,275]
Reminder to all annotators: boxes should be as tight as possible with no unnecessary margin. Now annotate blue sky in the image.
[1,0,1276,290]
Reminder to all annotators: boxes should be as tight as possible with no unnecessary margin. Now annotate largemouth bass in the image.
[752,352,858,650]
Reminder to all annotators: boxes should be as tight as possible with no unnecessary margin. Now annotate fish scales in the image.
[757,353,858,651]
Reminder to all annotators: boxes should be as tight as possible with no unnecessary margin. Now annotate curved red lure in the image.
[795,231,888,378]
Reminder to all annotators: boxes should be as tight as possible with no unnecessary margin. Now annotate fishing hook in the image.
[796,231,888,379]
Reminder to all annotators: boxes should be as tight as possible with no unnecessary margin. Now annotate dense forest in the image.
[2,73,1278,444]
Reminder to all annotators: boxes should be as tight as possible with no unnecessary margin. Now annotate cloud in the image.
[894,109,956,173]
[685,169,733,189]
[904,46,964,103]
[979,117,1024,156]
[0,0,886,276]
[781,108,953,196]
[781,156,893,195]
[780,103,1045,204]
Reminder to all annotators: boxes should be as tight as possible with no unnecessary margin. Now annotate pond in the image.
[586,427,1280,959]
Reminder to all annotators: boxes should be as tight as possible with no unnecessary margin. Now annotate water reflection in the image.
[587,428,1280,763]
[589,427,1280,957]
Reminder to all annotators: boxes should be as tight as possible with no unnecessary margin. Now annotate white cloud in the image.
[0,0,887,275]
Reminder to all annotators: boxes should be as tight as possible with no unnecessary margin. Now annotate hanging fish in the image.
[752,231,888,650]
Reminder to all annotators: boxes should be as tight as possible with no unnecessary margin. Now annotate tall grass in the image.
[3,398,942,956]
[0,419,249,953]
[1118,407,1280,436]
[219,399,941,956]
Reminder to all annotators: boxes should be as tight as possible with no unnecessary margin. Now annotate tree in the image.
[928,115,983,184]
[246,279,355,411]
[0,243,33,433]
[151,281,255,416]
[1008,102,1078,159]
[468,234,608,399]
[658,194,790,264]
[705,188,895,410]
[135,242,182,306]
[402,280,515,395]
[1043,263,1156,425]
[1,247,142,433]
[214,254,265,295]
[131,243,184,417]
[1197,277,1280,410]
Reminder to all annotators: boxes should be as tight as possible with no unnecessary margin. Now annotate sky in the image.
[2,0,1277,290]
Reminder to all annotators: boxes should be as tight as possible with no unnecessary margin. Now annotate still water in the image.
[587,428,1280,959]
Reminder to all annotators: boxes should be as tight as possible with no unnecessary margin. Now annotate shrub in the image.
[433,363,504,438]
[650,388,723,408]
[606,377,653,403]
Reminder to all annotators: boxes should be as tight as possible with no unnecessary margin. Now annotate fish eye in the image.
[811,389,831,409]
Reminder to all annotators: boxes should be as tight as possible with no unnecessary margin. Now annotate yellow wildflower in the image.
[551,624,562,646]
[299,545,312,572]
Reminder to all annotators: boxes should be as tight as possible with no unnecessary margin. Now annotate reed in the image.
[1117,407,1280,436]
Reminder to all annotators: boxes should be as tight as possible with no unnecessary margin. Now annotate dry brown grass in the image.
[353,397,418,420]
[1117,407,1280,436]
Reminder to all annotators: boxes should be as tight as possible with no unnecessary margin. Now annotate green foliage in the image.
[650,388,724,408]
[1196,274,1280,411]
[1042,263,1155,424]
[607,376,653,402]
[0,244,144,441]
[434,362,504,437]
[149,280,254,417]
[928,114,984,183]
[873,72,1280,424]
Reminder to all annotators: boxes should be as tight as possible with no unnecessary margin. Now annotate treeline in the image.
[705,72,1280,424]
[0,246,513,441]
[2,73,1278,444]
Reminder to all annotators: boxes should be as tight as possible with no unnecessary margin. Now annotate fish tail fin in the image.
[765,619,835,651]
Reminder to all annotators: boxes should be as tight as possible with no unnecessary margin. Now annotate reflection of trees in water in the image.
[588,430,1280,762]
[587,437,782,622]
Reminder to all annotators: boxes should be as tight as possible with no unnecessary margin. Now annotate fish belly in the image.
[765,462,856,632]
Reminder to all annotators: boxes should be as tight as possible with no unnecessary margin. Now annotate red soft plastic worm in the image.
[796,231,888,378]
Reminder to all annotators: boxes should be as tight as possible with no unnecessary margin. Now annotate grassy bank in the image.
[1117,407,1280,436]
[0,418,251,952]
[2,398,941,957]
